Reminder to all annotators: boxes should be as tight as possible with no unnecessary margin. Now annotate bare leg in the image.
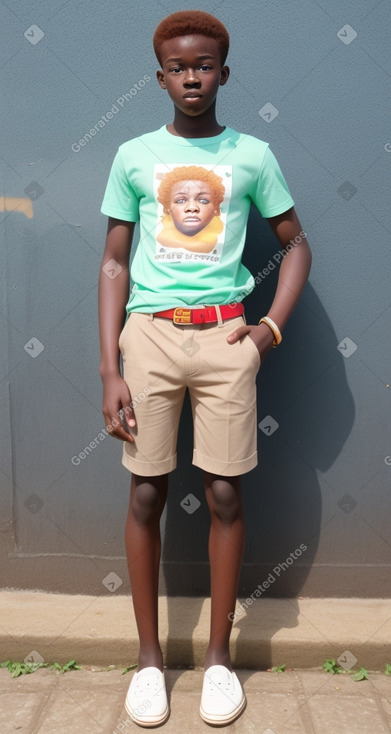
[203,472,245,672]
[124,473,168,672]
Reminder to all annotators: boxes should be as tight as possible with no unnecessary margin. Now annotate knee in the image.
[130,479,166,525]
[207,477,242,524]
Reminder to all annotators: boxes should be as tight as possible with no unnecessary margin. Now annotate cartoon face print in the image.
[168,179,218,235]
[154,163,231,260]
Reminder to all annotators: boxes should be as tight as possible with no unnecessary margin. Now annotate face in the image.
[168,180,218,235]
[156,34,229,117]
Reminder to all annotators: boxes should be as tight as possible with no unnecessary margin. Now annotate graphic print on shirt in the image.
[154,164,232,264]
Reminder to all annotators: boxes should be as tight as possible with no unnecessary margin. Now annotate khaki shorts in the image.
[118,312,261,477]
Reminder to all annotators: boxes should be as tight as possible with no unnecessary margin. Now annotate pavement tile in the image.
[0,669,16,692]
[378,695,391,727]
[366,675,391,696]
[299,667,367,696]
[36,689,122,733]
[243,691,311,733]
[58,668,127,691]
[163,668,196,691]
[0,669,58,693]
[242,669,302,693]
[0,691,48,733]
[299,668,391,704]
[0,668,390,733]
[307,694,390,733]
[380,689,391,708]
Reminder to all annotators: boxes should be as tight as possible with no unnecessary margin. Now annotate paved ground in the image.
[1,666,390,734]
[1,593,391,731]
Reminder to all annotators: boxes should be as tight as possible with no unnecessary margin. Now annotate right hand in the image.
[101,373,136,443]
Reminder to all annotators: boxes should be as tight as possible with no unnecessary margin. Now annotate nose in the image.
[183,68,200,86]
[185,198,200,212]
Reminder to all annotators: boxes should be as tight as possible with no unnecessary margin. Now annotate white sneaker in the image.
[200,665,246,726]
[125,666,169,727]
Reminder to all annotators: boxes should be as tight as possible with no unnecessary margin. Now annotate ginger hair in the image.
[157,166,225,215]
[153,10,229,66]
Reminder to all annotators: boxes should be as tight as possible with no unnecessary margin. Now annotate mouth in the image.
[183,217,200,222]
[183,93,203,99]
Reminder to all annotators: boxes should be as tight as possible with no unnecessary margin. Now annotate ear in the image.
[156,70,167,89]
[219,65,230,86]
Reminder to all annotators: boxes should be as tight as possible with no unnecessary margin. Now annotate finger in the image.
[107,419,136,444]
[226,325,250,343]
[120,385,137,429]
[119,402,136,429]
[104,412,136,444]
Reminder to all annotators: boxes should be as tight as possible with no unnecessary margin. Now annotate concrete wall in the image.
[1,0,390,597]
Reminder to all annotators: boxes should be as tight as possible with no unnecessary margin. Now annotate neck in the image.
[167,102,225,138]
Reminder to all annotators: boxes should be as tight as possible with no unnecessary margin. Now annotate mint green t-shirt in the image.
[101,125,294,313]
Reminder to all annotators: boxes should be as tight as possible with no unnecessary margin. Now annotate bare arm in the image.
[98,217,136,442]
[227,207,312,360]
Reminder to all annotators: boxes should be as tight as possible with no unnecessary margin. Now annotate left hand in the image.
[227,321,275,363]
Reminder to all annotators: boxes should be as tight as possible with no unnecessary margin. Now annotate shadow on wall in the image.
[161,207,355,669]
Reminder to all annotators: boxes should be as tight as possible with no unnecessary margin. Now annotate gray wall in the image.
[1,0,390,598]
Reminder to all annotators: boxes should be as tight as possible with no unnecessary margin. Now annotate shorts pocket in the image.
[243,333,261,370]
[118,314,131,353]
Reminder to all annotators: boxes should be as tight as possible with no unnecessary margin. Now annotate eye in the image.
[169,67,182,73]
[198,198,210,204]
[173,197,186,204]
[199,65,212,71]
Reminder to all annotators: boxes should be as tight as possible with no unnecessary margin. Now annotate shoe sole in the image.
[199,694,247,726]
[125,701,170,727]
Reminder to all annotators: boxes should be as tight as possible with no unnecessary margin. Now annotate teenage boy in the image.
[99,10,311,728]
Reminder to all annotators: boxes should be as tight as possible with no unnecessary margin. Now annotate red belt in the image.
[153,303,244,325]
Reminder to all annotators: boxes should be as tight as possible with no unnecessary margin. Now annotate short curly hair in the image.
[153,10,229,66]
[157,166,225,215]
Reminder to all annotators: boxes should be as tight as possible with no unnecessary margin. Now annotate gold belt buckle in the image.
[173,307,192,324]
